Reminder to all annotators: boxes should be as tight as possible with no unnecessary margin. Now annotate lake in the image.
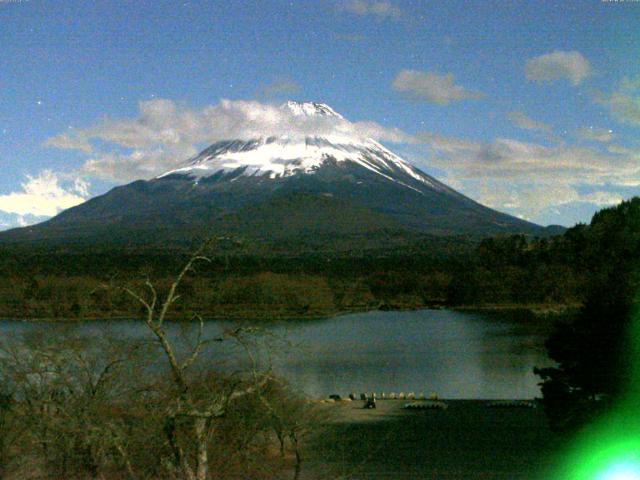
[0,309,551,399]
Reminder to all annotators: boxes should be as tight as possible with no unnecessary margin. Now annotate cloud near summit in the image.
[46,99,415,182]
[414,132,638,221]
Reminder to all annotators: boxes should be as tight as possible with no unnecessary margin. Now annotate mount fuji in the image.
[0,102,557,250]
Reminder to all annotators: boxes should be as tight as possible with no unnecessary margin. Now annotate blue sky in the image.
[1,0,639,228]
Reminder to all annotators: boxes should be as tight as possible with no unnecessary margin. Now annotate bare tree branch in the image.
[157,243,212,328]
[180,314,205,372]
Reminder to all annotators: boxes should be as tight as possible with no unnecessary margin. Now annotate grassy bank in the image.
[305,399,561,479]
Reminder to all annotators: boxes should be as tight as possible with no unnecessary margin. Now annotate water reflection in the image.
[0,309,551,399]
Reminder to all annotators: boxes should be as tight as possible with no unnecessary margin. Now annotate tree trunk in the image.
[276,429,285,457]
[164,416,195,480]
[163,416,181,470]
[195,417,209,480]
[291,432,301,480]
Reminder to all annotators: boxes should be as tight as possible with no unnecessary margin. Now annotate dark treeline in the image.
[1,199,638,321]
[0,236,472,319]
[535,198,640,431]
[0,229,601,320]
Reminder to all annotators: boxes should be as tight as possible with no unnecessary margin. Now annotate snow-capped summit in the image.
[282,100,344,119]
[158,102,448,194]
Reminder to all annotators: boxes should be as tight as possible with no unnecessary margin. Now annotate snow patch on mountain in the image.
[157,102,446,194]
[283,101,344,119]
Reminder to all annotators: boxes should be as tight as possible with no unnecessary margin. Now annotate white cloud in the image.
[44,131,93,153]
[595,76,640,126]
[477,183,579,213]
[392,70,484,105]
[414,132,639,222]
[338,0,402,18]
[0,170,89,217]
[577,126,615,143]
[479,185,623,214]
[46,98,416,182]
[81,146,199,183]
[73,177,90,197]
[607,144,635,155]
[507,111,551,132]
[580,191,624,206]
[525,50,592,85]
[421,134,638,183]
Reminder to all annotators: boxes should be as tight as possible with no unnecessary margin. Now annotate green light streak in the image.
[596,461,640,480]
[543,301,640,479]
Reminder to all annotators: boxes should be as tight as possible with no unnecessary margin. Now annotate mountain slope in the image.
[0,102,557,250]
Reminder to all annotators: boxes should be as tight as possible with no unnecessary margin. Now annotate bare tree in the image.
[0,327,152,479]
[117,242,272,480]
[233,327,327,480]
[261,381,326,480]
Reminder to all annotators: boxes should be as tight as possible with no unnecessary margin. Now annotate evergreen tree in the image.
[535,198,640,431]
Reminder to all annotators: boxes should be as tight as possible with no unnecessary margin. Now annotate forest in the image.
[0,200,636,321]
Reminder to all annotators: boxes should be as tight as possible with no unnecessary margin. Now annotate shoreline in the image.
[0,302,577,323]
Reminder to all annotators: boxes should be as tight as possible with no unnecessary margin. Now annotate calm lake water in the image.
[0,309,551,399]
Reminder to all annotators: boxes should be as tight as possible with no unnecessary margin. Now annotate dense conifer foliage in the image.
[535,198,640,430]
